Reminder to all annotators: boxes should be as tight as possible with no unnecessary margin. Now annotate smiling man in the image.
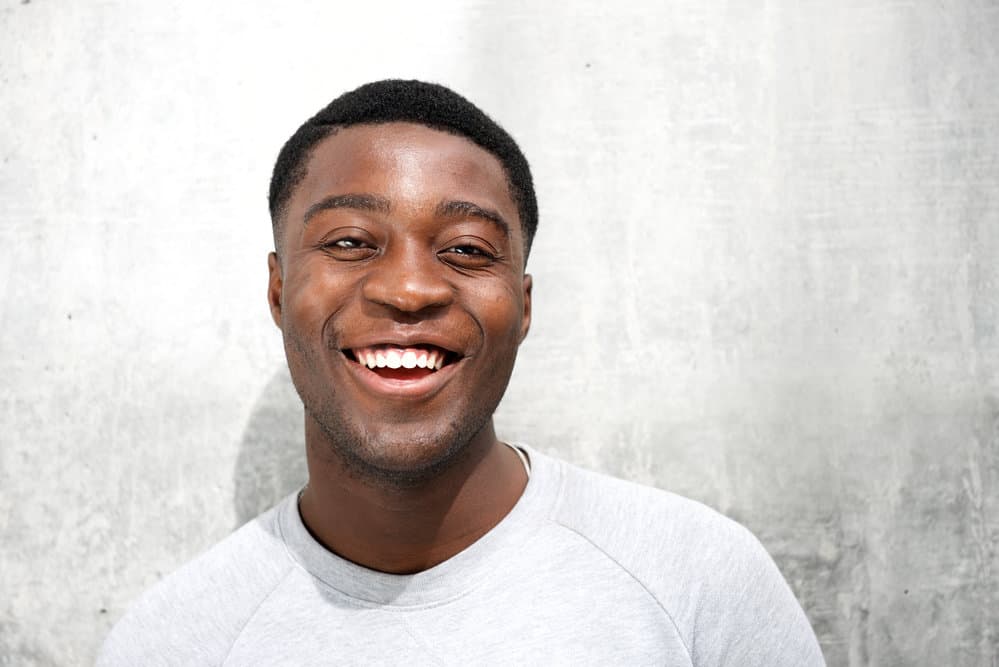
[99,80,824,665]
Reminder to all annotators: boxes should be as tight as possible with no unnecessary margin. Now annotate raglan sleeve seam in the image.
[220,564,298,666]
[549,520,695,667]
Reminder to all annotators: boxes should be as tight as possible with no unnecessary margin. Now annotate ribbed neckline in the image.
[277,445,560,608]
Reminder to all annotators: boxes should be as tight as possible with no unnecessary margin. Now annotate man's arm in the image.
[686,521,825,666]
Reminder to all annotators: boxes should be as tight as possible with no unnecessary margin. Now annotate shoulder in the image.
[535,451,825,666]
[97,500,298,667]
[544,452,754,566]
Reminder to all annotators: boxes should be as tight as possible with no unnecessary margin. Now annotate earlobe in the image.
[519,274,533,342]
[267,252,283,329]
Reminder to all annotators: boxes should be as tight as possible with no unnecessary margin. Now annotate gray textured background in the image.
[2,1,997,665]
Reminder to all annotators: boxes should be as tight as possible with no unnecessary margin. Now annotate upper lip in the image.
[339,331,466,357]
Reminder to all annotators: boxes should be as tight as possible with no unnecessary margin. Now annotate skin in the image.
[267,122,533,574]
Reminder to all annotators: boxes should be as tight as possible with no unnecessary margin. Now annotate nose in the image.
[361,242,454,314]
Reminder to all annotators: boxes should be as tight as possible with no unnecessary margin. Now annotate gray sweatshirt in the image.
[98,446,825,666]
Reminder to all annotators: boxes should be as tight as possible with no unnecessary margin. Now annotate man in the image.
[99,80,824,665]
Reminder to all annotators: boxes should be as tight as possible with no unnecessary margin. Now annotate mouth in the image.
[343,344,462,382]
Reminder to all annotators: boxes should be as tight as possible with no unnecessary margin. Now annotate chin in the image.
[306,406,492,485]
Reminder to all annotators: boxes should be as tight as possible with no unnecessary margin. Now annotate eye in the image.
[319,234,378,260]
[439,243,498,268]
[331,238,368,249]
[448,245,488,256]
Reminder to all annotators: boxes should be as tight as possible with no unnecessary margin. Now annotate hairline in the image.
[271,119,531,262]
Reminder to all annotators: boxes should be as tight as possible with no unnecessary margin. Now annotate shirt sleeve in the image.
[688,521,826,666]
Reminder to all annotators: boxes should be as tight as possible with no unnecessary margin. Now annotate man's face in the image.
[268,122,532,481]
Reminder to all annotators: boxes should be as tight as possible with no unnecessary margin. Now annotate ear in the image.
[519,274,532,343]
[267,252,283,329]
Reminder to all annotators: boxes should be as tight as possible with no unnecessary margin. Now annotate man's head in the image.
[266,81,535,485]
[268,79,538,261]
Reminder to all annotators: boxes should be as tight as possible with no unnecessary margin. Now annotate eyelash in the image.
[319,238,500,266]
[331,238,369,249]
[443,245,495,258]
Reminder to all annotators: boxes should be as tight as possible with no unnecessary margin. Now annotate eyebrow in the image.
[434,200,510,238]
[302,193,392,225]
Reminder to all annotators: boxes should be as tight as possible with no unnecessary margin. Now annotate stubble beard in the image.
[285,330,512,490]
[303,395,497,489]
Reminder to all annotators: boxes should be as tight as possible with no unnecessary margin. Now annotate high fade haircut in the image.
[268,79,538,261]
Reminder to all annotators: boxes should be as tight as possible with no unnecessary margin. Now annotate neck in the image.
[298,417,528,574]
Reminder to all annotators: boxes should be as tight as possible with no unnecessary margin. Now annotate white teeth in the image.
[353,346,450,372]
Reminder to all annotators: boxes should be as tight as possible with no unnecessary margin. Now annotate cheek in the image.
[285,290,328,337]
[479,287,527,341]
[283,264,352,336]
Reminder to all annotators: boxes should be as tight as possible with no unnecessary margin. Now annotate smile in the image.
[343,344,462,389]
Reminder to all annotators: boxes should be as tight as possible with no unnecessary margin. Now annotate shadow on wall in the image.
[232,367,307,528]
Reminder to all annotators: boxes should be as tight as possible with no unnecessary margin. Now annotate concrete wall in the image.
[2,1,997,664]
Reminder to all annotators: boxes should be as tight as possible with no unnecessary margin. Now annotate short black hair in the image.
[268,79,538,259]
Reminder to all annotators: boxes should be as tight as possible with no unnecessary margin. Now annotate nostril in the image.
[361,271,454,314]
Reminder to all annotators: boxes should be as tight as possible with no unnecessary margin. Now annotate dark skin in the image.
[267,122,533,574]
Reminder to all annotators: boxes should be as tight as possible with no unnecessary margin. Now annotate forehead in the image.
[291,122,519,225]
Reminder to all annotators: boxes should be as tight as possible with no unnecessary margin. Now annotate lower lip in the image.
[343,356,459,399]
